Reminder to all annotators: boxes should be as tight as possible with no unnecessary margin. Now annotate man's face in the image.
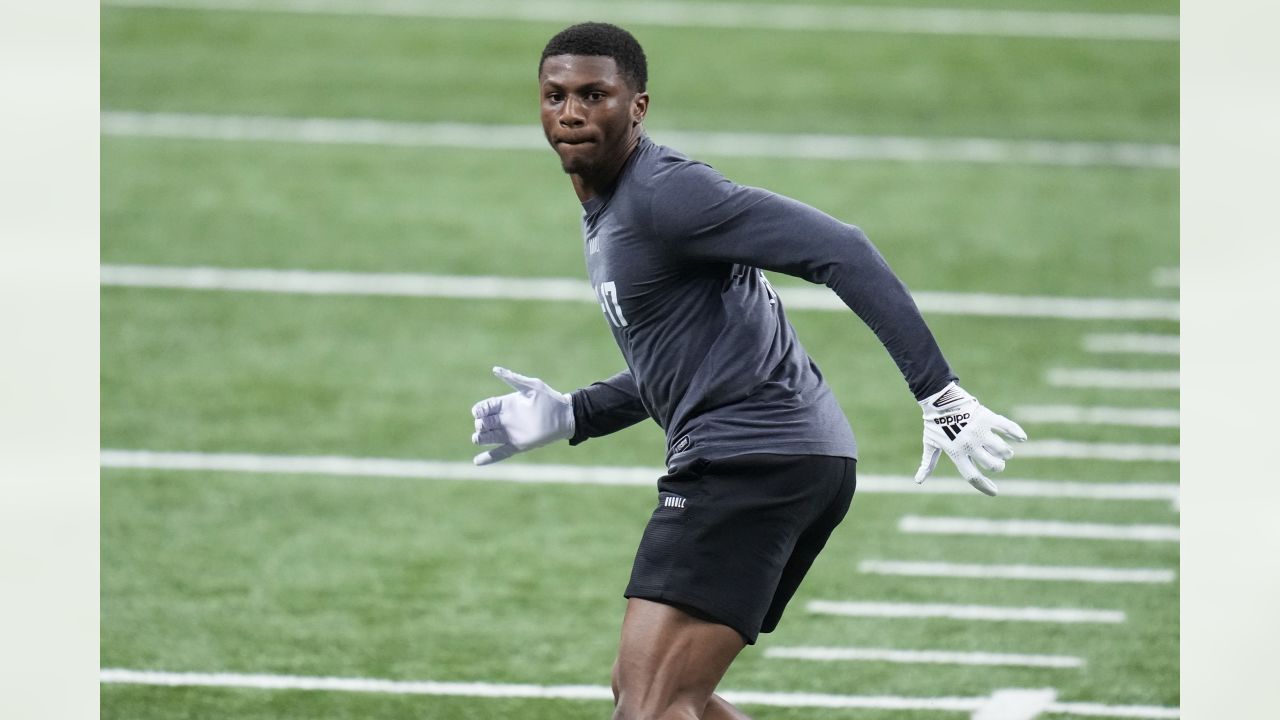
[539,55,647,177]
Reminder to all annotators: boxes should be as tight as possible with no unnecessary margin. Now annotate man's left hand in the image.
[914,382,1027,496]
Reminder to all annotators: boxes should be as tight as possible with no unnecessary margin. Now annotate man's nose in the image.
[559,96,585,126]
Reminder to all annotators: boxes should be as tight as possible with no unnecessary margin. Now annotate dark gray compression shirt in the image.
[569,136,955,467]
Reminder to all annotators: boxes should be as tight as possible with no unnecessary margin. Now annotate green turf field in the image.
[101,1,1179,717]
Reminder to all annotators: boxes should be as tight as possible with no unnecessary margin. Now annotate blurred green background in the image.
[101,1,1179,717]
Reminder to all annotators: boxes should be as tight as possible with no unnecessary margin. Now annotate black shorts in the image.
[624,453,857,644]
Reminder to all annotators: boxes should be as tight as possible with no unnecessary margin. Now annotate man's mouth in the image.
[558,138,595,146]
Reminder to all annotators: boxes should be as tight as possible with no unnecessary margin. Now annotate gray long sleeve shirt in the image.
[569,136,955,467]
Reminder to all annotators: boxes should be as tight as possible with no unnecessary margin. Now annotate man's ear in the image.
[632,92,650,126]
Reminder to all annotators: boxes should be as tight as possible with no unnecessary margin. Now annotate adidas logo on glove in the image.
[936,415,962,438]
[932,412,970,440]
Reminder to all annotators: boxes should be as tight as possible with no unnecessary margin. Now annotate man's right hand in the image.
[471,367,576,466]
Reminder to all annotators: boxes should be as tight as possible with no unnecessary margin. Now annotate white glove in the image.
[471,366,575,466]
[914,382,1027,497]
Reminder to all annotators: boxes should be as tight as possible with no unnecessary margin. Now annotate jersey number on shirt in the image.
[595,281,630,328]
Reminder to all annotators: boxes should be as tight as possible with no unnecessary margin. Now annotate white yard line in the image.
[765,646,1083,669]
[100,668,618,701]
[101,264,595,303]
[99,668,1181,718]
[779,286,1180,321]
[1150,267,1179,288]
[102,449,661,486]
[894,476,1178,503]
[101,0,1180,42]
[858,560,1174,584]
[91,667,974,712]
[1051,701,1180,719]
[1082,333,1179,355]
[1047,368,1180,391]
[100,111,1180,170]
[100,264,1182,322]
[974,689,1059,720]
[806,601,1125,624]
[899,515,1180,543]
[1014,405,1178,428]
[99,449,1181,505]
[1016,440,1179,463]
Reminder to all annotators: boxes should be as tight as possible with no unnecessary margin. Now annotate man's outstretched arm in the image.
[471,367,649,465]
[652,162,952,400]
[651,161,1026,493]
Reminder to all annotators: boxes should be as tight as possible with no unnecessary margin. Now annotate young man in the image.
[470,22,1026,720]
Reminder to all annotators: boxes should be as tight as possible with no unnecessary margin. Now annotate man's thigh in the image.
[612,598,745,719]
[625,453,854,644]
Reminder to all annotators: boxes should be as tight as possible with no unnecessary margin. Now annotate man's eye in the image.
[547,93,564,103]
[587,92,606,101]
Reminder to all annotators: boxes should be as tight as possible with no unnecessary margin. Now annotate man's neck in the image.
[570,132,643,202]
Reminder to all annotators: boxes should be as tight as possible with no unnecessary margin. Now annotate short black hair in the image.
[539,22,648,92]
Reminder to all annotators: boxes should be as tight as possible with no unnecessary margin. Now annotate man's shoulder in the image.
[607,137,744,240]
[624,138,726,203]
[642,139,718,181]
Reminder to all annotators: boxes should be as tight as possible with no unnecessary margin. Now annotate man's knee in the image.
[612,659,710,719]
[612,657,701,719]
[611,689,703,720]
